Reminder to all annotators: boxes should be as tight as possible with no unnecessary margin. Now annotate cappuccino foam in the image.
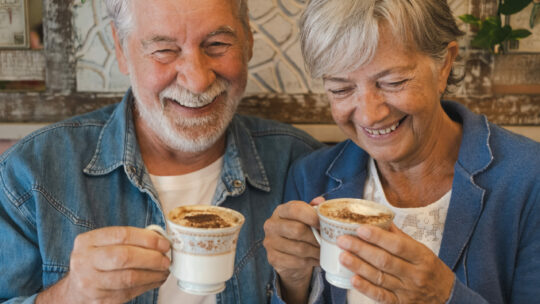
[319,200,392,225]
[168,206,241,229]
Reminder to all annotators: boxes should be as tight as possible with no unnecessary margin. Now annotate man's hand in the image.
[263,198,323,304]
[37,226,171,304]
[338,223,455,304]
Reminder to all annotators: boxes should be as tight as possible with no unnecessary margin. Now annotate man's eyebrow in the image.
[140,26,237,48]
[207,26,237,39]
[141,35,176,48]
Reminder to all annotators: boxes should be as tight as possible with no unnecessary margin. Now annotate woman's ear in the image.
[438,41,459,94]
[111,22,129,75]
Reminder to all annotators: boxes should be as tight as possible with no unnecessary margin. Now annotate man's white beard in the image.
[131,78,241,153]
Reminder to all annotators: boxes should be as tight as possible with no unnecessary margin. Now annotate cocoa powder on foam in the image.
[169,208,239,229]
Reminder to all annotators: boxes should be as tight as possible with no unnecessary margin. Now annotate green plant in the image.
[459,0,534,54]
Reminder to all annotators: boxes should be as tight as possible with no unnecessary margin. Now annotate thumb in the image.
[309,196,325,206]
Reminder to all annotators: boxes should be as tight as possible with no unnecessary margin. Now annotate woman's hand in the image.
[263,197,324,304]
[338,223,455,304]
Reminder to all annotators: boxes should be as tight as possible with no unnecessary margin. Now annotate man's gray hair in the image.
[300,0,464,86]
[104,0,250,47]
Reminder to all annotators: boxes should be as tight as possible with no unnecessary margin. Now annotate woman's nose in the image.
[353,88,390,127]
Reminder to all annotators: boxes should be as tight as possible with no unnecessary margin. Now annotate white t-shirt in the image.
[150,156,223,304]
[347,158,451,303]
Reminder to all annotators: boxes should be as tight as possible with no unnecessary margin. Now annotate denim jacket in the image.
[272,100,540,304]
[0,89,323,304]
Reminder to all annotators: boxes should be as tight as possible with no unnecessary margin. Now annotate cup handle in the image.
[146,225,174,266]
[311,226,322,245]
[311,205,321,245]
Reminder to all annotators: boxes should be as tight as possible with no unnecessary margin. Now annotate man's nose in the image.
[353,87,389,127]
[175,51,216,94]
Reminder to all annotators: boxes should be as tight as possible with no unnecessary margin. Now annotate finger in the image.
[339,250,402,290]
[96,269,169,291]
[267,247,319,275]
[337,234,410,278]
[309,196,325,206]
[77,227,171,253]
[264,235,320,260]
[350,275,398,304]
[264,217,319,246]
[276,201,319,228]
[354,225,423,263]
[91,245,171,271]
[93,274,168,303]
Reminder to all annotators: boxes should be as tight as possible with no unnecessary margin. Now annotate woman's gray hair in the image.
[104,0,250,47]
[300,0,464,86]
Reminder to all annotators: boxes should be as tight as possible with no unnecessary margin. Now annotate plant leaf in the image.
[459,14,481,26]
[500,0,532,15]
[508,29,533,40]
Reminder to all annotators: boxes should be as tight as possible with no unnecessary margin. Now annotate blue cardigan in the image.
[276,100,540,303]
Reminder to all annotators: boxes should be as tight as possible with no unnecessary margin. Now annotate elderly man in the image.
[0,0,321,303]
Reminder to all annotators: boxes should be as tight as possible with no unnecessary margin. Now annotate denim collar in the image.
[83,89,270,205]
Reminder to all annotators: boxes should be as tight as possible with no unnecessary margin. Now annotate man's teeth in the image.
[365,120,401,135]
[171,97,215,108]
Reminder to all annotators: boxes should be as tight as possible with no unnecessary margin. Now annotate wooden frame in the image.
[0,0,538,126]
[0,0,29,49]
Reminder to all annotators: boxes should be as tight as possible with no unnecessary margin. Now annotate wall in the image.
[0,0,539,154]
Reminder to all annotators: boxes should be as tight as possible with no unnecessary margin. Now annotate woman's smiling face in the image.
[323,23,456,166]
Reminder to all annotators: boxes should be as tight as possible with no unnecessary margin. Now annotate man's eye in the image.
[206,42,231,56]
[152,50,178,62]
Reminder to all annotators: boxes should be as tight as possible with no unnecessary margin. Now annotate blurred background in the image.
[0,0,539,154]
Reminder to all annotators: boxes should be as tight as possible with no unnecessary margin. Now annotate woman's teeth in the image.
[364,119,401,135]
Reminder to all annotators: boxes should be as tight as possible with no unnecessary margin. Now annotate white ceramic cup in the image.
[146,205,245,295]
[311,198,394,289]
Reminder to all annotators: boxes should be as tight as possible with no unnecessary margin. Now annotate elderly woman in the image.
[263,0,540,303]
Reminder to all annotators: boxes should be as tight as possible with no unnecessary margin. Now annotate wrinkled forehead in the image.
[127,0,246,44]
[129,0,240,26]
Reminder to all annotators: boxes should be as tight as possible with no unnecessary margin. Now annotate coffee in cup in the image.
[318,199,393,227]
[147,205,245,295]
[312,198,394,289]
[168,205,241,228]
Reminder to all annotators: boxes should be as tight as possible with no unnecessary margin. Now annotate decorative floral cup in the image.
[311,198,394,289]
[147,205,245,295]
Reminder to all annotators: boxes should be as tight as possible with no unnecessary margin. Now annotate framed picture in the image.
[0,0,29,48]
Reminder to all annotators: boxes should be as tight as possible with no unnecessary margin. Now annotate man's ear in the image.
[438,41,459,94]
[111,22,129,75]
[246,27,254,61]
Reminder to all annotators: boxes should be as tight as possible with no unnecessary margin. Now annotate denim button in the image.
[126,166,136,174]
[233,180,243,188]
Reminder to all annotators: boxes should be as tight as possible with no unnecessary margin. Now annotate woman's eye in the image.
[329,88,353,96]
[379,79,409,89]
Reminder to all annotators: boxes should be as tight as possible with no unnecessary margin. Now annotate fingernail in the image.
[357,226,371,239]
[162,257,171,270]
[337,236,351,248]
[158,238,171,252]
[340,252,352,265]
